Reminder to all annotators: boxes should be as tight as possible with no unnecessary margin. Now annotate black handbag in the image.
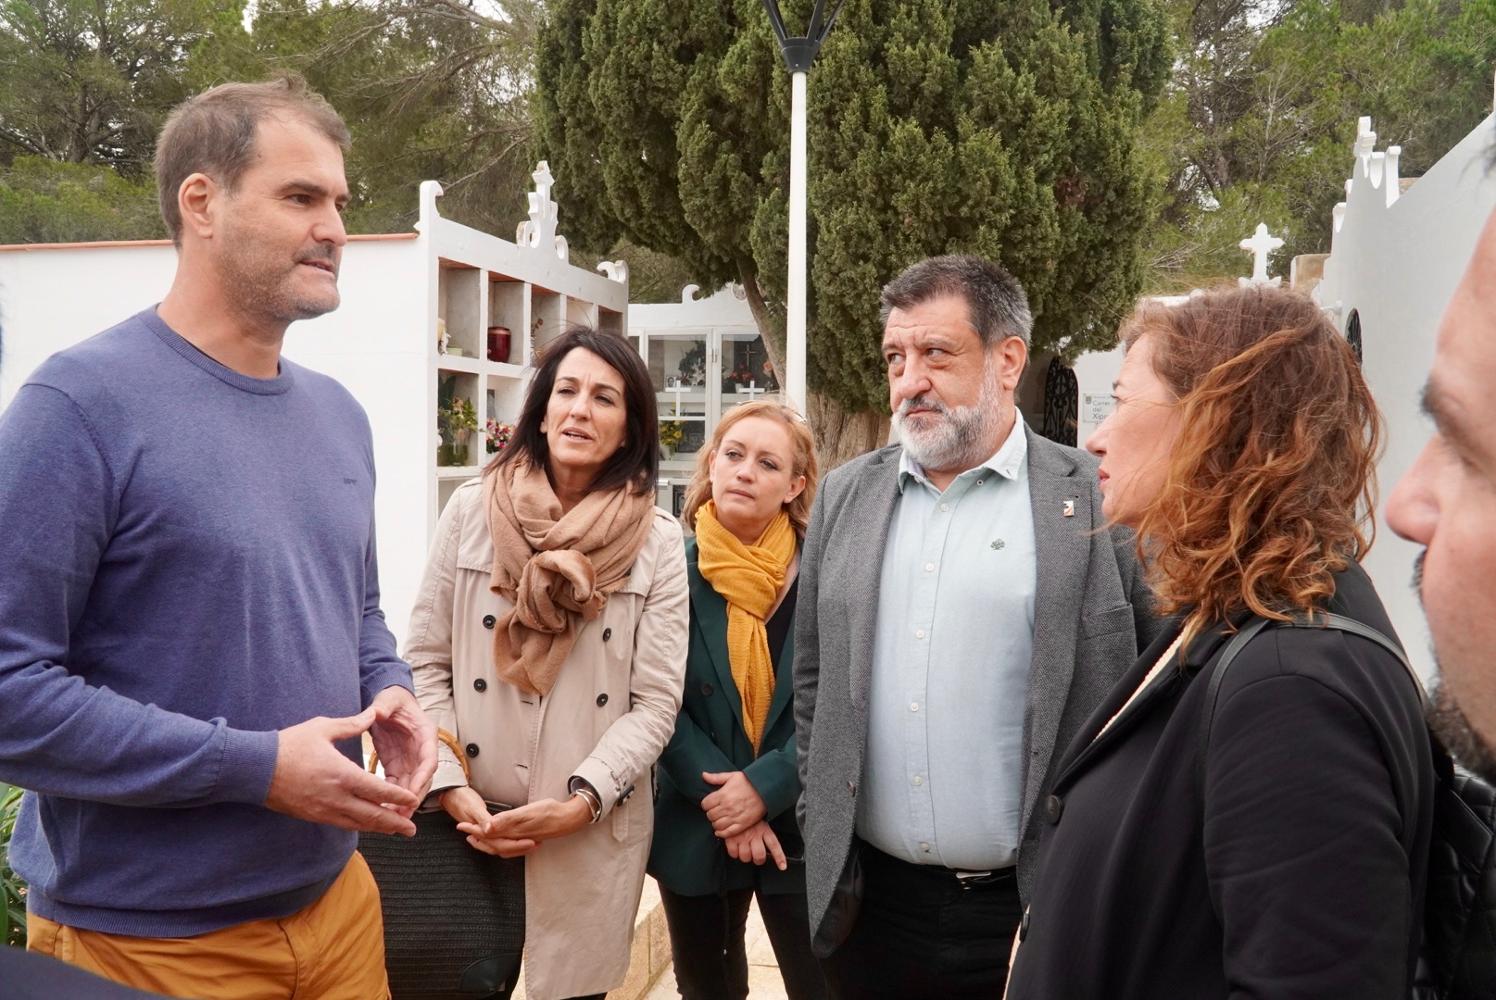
[359,730,525,1000]
[1201,613,1496,1000]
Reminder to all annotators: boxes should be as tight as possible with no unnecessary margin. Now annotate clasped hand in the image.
[448,789,591,857]
[264,686,437,837]
[702,770,766,838]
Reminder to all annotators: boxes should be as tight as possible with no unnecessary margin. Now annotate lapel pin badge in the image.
[1062,499,1076,518]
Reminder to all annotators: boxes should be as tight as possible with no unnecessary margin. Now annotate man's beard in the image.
[1429,683,1496,783]
[893,364,1005,473]
[218,233,340,326]
[1414,550,1496,781]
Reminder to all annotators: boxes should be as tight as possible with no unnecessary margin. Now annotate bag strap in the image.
[367,727,470,783]
[1303,612,1427,709]
[1195,617,1273,789]
[1196,612,1426,787]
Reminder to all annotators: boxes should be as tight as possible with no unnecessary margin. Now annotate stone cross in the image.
[1239,223,1284,287]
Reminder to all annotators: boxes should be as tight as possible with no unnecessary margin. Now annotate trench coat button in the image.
[603,627,613,641]
[473,678,487,693]
[702,682,714,696]
[620,784,635,802]
[465,743,480,758]
[482,614,496,629]
[1045,793,1063,824]
[596,693,609,707]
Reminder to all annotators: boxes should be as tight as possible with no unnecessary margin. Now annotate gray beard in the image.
[1429,682,1496,784]
[893,368,1005,473]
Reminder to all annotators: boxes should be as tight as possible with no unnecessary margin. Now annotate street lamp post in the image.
[761,0,844,414]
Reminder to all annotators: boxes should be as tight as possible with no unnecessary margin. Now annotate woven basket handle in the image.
[367,726,471,784]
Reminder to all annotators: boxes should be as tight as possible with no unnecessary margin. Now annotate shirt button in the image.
[924,562,935,572]
[940,503,950,512]
[920,842,931,853]
[603,627,612,641]
[465,743,480,758]
[912,774,924,786]
[909,702,920,712]
[977,479,985,485]
[915,629,926,639]
[482,614,496,629]
[473,678,487,692]
[596,693,609,707]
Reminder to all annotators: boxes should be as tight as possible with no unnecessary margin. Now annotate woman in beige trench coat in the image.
[406,325,688,1000]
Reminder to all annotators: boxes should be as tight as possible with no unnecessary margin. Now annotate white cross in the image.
[1238,223,1284,287]
[739,380,767,401]
[669,382,688,417]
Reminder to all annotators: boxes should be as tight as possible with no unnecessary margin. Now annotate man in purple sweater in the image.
[0,76,435,997]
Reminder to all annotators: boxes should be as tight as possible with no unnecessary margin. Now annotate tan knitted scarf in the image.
[484,459,654,695]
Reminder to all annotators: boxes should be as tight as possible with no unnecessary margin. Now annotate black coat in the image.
[1006,563,1435,1000]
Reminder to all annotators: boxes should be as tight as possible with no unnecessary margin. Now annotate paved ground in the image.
[641,898,790,1000]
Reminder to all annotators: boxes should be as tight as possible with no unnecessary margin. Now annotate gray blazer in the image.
[792,428,1159,955]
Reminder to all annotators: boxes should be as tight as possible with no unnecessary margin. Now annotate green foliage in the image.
[1,782,25,948]
[0,0,240,171]
[537,0,1171,416]
[0,156,161,243]
[0,0,541,242]
[184,0,542,237]
[1137,0,1496,289]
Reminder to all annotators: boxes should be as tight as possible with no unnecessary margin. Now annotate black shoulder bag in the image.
[1200,613,1496,1000]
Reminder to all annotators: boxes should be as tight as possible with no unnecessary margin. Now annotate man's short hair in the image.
[154,75,351,245]
[879,254,1034,347]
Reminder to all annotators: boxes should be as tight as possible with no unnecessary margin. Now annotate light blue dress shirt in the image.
[855,416,1036,870]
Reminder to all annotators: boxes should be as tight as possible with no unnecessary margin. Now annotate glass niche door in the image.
[645,327,778,514]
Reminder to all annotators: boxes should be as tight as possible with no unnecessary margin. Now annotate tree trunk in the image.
[806,391,890,472]
[737,259,889,474]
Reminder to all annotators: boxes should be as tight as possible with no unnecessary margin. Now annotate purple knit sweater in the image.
[0,309,411,936]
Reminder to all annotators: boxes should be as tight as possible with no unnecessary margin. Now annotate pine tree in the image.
[536,0,1169,466]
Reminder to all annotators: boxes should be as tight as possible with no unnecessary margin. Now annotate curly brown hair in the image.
[1121,284,1382,649]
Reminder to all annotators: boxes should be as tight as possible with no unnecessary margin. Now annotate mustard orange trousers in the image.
[27,852,390,1000]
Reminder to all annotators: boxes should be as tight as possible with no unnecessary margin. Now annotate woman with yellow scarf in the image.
[648,401,825,1000]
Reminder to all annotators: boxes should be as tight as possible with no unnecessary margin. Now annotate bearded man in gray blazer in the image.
[793,255,1158,999]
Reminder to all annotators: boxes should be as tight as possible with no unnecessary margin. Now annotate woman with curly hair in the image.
[1005,285,1435,999]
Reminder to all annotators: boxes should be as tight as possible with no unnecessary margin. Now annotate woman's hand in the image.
[723,821,788,870]
[479,795,593,845]
[702,770,767,837]
[441,786,538,858]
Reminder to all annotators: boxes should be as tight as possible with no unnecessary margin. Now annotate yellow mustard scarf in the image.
[694,500,796,751]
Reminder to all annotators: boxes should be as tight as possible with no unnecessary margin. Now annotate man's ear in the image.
[177,172,220,243]
[997,336,1029,392]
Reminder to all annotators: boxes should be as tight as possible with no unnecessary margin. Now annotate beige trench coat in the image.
[405,478,688,1000]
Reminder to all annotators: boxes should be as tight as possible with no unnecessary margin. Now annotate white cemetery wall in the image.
[1317,112,1496,680]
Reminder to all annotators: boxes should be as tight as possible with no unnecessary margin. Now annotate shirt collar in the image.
[898,414,1029,493]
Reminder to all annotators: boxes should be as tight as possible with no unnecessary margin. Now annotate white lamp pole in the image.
[762,0,844,415]
[786,68,808,412]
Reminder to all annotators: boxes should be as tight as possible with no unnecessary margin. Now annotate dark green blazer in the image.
[647,538,805,897]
